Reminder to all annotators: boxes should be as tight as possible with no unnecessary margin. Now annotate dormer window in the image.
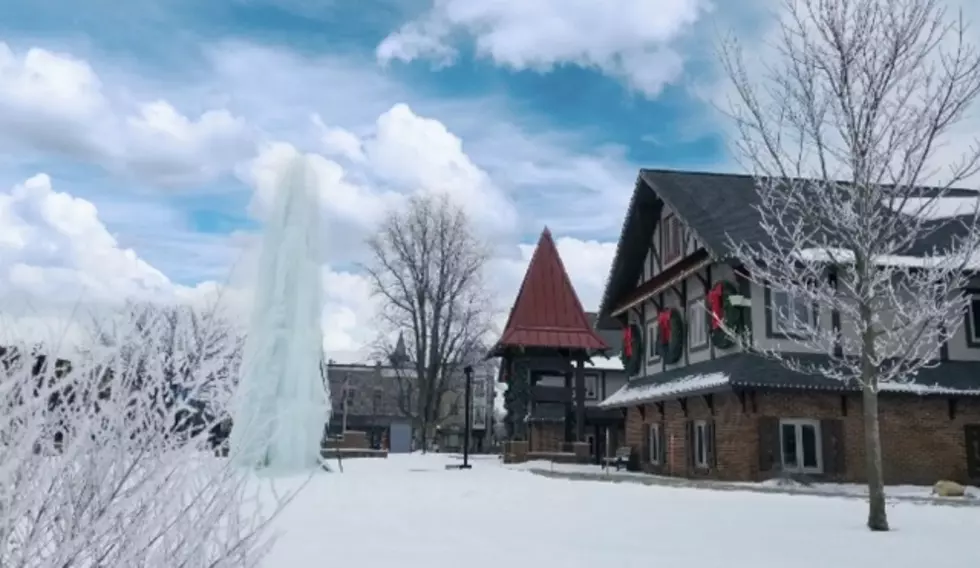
[662,215,683,264]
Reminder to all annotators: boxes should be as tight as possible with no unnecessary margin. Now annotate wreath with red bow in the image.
[620,323,643,376]
[706,280,745,349]
[655,308,685,365]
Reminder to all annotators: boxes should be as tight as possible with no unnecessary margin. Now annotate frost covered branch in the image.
[0,301,285,567]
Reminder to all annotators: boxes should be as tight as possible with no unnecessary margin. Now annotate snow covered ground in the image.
[263,453,979,567]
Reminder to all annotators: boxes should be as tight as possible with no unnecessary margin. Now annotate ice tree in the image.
[0,302,286,567]
[721,0,980,530]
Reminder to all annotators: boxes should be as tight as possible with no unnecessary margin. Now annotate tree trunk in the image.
[861,386,889,531]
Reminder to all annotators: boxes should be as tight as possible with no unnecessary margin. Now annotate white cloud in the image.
[0,42,254,186]
[0,173,172,303]
[490,235,617,315]
[377,0,710,97]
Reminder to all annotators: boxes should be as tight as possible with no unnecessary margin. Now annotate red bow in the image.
[708,284,724,330]
[657,310,671,343]
[623,326,633,357]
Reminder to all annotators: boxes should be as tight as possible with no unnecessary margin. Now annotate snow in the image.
[597,372,730,408]
[263,454,980,568]
[893,196,980,220]
[510,459,980,501]
[586,354,624,371]
[879,381,980,395]
[794,246,980,270]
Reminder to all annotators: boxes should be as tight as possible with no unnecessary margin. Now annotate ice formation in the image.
[229,153,331,472]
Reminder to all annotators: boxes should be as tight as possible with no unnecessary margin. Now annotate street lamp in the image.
[461,365,473,469]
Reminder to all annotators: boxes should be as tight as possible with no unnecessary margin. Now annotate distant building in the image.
[324,361,414,453]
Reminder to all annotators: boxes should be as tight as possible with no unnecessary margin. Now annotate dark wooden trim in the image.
[681,279,692,364]
[679,397,689,417]
[660,292,667,373]
[840,395,848,417]
[949,398,958,420]
[750,390,758,413]
[706,265,716,360]
[655,401,665,417]
[638,404,647,421]
[703,393,715,416]
[738,390,747,413]
[763,281,820,340]
[693,270,709,289]
[829,269,842,357]
[939,322,950,360]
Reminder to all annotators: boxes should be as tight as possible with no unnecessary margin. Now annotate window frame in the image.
[649,423,662,465]
[647,323,662,363]
[688,296,709,351]
[661,215,683,264]
[779,418,824,474]
[768,288,817,337]
[583,374,600,400]
[966,296,980,347]
[693,420,708,469]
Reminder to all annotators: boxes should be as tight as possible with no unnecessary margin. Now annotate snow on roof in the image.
[893,197,980,220]
[793,247,980,270]
[598,372,730,408]
[585,355,624,371]
[879,381,980,396]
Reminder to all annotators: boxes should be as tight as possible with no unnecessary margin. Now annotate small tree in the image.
[0,301,284,566]
[364,194,493,451]
[722,0,980,530]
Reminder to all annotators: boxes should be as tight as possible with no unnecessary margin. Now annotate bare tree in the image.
[364,194,493,451]
[721,0,980,531]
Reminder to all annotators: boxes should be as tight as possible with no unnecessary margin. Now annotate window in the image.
[780,419,823,474]
[647,324,661,362]
[372,388,383,413]
[473,407,487,427]
[968,297,980,344]
[770,289,815,334]
[584,374,599,399]
[662,215,683,263]
[649,424,662,465]
[472,378,487,398]
[688,298,707,349]
[344,387,357,406]
[693,420,708,468]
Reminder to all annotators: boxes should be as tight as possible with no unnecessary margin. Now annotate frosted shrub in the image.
[0,303,284,567]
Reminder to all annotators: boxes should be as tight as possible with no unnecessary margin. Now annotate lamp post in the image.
[461,365,473,469]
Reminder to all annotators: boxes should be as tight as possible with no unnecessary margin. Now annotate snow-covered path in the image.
[264,454,978,568]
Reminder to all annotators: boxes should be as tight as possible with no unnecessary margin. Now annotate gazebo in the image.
[489,228,608,456]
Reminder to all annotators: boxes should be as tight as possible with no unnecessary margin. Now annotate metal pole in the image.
[462,365,473,469]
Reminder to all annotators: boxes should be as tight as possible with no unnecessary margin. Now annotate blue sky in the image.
[0,0,770,360]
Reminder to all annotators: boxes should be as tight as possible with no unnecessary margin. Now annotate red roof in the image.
[492,227,608,353]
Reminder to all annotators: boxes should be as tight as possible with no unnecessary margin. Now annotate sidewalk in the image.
[526,467,980,508]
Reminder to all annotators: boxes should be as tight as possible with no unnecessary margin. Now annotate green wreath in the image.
[706,280,745,349]
[619,323,644,376]
[656,309,685,365]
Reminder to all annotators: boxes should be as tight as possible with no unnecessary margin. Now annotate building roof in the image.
[596,169,980,327]
[598,353,980,408]
[490,227,608,356]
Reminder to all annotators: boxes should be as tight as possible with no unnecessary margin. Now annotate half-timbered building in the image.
[595,169,980,485]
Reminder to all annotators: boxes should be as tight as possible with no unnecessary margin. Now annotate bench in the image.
[601,446,632,471]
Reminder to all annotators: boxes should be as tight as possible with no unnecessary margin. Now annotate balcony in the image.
[532,385,571,403]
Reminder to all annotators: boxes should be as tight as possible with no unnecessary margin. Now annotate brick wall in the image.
[623,390,980,485]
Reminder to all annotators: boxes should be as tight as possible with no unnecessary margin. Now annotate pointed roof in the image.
[490,227,608,356]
